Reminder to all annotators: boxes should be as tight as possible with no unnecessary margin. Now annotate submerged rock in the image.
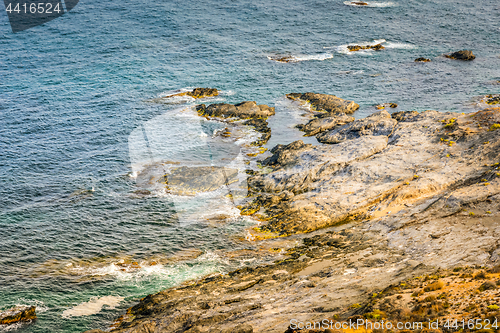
[415,57,431,62]
[267,55,295,63]
[375,102,398,109]
[163,88,219,99]
[347,44,385,51]
[286,92,359,114]
[0,306,36,325]
[445,50,476,61]
[243,118,271,145]
[196,101,275,119]
[161,166,238,195]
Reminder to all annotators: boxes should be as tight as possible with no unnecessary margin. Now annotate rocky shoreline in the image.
[82,92,500,333]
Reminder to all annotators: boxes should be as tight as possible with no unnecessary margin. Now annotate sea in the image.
[0,0,499,331]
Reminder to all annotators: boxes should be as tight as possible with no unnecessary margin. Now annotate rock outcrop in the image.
[347,44,384,52]
[196,102,275,119]
[415,57,431,62]
[445,50,476,61]
[85,105,500,333]
[485,94,500,105]
[243,108,500,237]
[86,230,429,333]
[243,118,272,146]
[296,113,355,136]
[163,88,219,99]
[286,93,359,114]
[0,306,36,325]
[316,110,396,144]
[375,102,398,109]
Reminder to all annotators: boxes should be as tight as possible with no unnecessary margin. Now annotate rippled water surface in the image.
[1,0,499,331]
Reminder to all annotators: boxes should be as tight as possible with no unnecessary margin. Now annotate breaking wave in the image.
[267,53,333,63]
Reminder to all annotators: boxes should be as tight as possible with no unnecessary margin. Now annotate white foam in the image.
[383,41,416,49]
[0,322,23,332]
[267,53,333,63]
[327,39,414,55]
[157,88,191,99]
[343,1,395,7]
[62,296,124,318]
[293,53,334,61]
[15,299,49,313]
[219,90,236,96]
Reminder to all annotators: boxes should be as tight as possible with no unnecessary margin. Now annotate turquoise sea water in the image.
[1,0,499,331]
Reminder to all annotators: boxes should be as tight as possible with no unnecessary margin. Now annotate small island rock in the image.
[445,50,475,61]
[0,306,36,325]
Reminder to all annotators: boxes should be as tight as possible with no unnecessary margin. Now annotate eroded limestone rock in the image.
[296,113,355,136]
[316,110,396,144]
[243,108,500,236]
[286,93,359,114]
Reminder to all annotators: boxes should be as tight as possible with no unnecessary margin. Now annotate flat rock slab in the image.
[286,92,359,114]
[316,110,396,144]
[196,101,275,119]
[162,166,238,195]
[296,113,355,136]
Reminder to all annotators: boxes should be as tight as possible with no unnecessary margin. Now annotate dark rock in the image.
[376,103,398,109]
[485,95,500,105]
[286,92,359,114]
[0,306,36,325]
[162,88,218,99]
[391,111,420,122]
[243,118,272,145]
[445,50,476,61]
[262,140,312,167]
[347,44,385,52]
[268,55,295,63]
[187,88,219,99]
[196,101,275,119]
[415,57,431,62]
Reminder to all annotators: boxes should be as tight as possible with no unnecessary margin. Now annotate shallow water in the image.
[1,0,499,331]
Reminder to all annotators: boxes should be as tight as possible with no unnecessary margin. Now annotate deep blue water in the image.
[1,0,499,331]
